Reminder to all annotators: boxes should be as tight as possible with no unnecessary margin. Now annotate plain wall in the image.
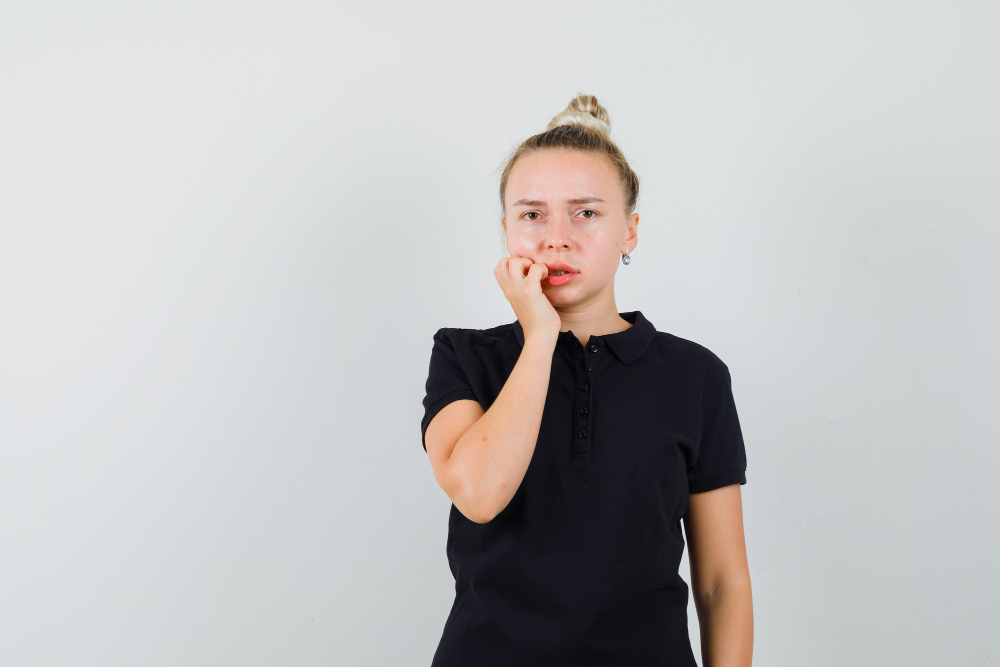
[1,1,997,665]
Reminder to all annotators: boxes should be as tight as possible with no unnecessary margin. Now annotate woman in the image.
[420,93,752,666]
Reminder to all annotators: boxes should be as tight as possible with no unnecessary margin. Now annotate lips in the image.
[545,262,578,274]
[544,271,577,286]
[543,262,579,287]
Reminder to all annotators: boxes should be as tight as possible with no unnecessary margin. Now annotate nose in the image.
[545,214,574,250]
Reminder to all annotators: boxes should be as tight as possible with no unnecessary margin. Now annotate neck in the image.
[554,304,632,346]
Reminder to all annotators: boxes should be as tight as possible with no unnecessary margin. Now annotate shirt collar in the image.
[512,310,656,364]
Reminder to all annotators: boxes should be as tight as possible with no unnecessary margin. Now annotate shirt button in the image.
[579,382,589,391]
[579,407,588,415]
[577,429,587,438]
[589,344,598,352]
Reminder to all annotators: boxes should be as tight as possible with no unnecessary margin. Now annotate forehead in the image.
[508,149,618,201]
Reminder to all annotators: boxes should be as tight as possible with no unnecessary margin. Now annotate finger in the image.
[494,262,511,289]
[496,257,515,276]
[529,262,548,281]
[506,257,531,280]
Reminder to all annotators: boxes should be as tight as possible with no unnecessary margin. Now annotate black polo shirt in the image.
[420,310,747,666]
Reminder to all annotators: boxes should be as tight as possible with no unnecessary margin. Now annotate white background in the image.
[1,1,997,665]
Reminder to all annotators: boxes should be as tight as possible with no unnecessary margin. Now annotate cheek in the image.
[595,231,623,256]
[506,233,536,251]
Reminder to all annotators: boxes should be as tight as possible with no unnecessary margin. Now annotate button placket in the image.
[571,339,598,457]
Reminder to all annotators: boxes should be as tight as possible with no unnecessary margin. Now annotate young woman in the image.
[420,94,752,666]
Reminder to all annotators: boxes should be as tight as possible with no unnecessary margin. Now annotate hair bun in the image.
[545,93,612,139]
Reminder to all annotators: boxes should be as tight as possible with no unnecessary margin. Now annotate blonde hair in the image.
[498,93,640,227]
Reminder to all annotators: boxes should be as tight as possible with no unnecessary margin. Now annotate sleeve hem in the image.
[421,389,479,452]
[689,468,747,494]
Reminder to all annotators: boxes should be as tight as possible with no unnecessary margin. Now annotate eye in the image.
[580,209,597,219]
[523,211,541,221]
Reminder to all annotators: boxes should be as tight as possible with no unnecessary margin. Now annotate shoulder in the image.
[646,329,732,390]
[652,330,730,368]
[432,321,518,343]
[429,321,521,359]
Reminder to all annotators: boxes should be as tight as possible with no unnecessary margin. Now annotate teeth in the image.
[551,270,567,275]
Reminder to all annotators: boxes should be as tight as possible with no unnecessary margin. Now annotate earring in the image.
[622,248,631,265]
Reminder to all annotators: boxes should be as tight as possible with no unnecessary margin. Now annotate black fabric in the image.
[419,310,747,666]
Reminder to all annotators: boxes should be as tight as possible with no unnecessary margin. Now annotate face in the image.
[502,148,638,307]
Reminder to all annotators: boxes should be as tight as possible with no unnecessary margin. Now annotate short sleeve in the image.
[688,363,748,493]
[420,328,479,452]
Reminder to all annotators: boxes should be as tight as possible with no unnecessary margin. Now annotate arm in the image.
[683,483,754,667]
[425,332,556,524]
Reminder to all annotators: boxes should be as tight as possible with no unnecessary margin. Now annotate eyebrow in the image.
[512,196,607,208]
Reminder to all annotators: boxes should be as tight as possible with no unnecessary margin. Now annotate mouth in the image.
[544,270,578,286]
